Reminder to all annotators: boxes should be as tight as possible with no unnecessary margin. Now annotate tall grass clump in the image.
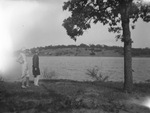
[0,76,3,82]
[0,72,4,82]
[86,66,109,82]
[0,74,6,102]
[42,67,56,79]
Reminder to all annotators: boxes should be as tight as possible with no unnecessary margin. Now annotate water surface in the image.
[4,56,150,83]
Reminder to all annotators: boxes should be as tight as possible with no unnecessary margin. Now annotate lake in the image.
[3,56,150,83]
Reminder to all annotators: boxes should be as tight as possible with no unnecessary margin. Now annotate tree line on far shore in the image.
[24,44,150,57]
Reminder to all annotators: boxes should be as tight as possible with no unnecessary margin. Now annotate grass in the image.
[0,79,150,113]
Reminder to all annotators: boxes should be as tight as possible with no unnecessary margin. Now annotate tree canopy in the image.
[62,0,150,92]
[62,0,150,41]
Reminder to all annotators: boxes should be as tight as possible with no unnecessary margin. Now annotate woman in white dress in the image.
[17,48,30,88]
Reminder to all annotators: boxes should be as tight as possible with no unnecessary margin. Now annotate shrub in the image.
[90,52,95,55]
[0,73,4,82]
[42,67,56,79]
[0,76,3,82]
[86,66,109,82]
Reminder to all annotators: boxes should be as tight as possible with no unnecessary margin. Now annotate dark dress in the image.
[32,54,40,77]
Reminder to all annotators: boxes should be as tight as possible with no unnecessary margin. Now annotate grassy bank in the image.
[0,79,150,113]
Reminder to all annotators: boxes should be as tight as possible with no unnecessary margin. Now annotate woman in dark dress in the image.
[32,49,40,86]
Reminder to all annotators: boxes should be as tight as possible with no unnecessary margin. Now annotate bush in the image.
[90,52,95,55]
[42,67,56,79]
[86,66,109,82]
[0,73,4,82]
[0,76,3,82]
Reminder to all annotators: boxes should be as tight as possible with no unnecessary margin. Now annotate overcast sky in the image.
[0,0,150,50]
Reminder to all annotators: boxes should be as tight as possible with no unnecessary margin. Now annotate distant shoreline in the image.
[23,44,150,58]
[27,55,150,58]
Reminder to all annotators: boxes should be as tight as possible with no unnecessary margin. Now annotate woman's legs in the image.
[22,77,26,88]
[34,75,37,85]
[26,77,30,87]
[36,75,40,86]
[34,75,40,86]
[33,67,40,86]
[26,70,30,87]
[21,65,26,88]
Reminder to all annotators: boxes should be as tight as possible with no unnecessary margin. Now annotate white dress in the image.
[19,53,30,78]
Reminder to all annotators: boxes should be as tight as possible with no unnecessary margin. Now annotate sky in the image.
[0,0,150,51]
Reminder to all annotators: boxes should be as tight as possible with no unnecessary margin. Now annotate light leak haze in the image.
[0,0,149,71]
[0,0,150,51]
[0,0,148,72]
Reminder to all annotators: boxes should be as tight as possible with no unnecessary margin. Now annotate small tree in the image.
[62,0,150,92]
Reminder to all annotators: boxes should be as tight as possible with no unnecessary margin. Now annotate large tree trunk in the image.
[121,3,133,92]
[123,22,133,92]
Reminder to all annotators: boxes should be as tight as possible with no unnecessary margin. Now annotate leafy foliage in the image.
[62,0,150,41]
[86,66,109,82]
[62,1,150,92]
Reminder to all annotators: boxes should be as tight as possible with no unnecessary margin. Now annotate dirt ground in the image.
[0,79,150,113]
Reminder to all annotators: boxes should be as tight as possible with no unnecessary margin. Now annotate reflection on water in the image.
[3,56,150,83]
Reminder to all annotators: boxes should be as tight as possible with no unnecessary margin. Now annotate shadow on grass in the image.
[133,83,150,94]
